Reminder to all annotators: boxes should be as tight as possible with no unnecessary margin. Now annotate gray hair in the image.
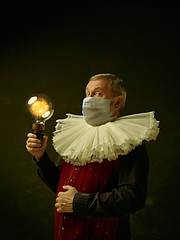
[89,73,127,111]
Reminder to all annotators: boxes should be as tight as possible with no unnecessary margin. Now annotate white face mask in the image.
[82,97,112,126]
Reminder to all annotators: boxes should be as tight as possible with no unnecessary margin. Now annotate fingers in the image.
[26,134,48,148]
[55,196,73,213]
[55,197,72,205]
[55,204,72,213]
[26,135,41,148]
[27,133,37,138]
[55,186,77,213]
[58,185,78,198]
[26,133,48,159]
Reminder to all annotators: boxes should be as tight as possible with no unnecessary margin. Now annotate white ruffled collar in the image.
[52,112,160,166]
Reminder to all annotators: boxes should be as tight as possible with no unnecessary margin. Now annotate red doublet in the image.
[54,157,120,240]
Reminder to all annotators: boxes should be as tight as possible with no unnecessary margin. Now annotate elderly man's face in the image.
[85,77,112,99]
[85,77,122,116]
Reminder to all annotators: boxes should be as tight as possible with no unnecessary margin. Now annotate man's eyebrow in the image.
[86,87,103,91]
[94,87,102,90]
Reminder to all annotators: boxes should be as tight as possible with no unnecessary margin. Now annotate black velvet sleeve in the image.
[33,151,61,194]
[73,141,149,219]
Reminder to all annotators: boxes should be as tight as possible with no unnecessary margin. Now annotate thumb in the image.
[63,185,72,191]
[42,135,48,149]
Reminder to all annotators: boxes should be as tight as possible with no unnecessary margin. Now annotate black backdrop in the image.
[0,1,179,239]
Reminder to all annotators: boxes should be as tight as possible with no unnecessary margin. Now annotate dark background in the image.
[0,1,179,239]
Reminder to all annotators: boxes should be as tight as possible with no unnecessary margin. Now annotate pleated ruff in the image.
[52,112,160,166]
[54,157,120,240]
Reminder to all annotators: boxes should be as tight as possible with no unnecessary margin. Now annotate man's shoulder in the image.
[121,141,148,161]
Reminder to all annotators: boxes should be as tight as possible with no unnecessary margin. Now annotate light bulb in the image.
[27,94,54,138]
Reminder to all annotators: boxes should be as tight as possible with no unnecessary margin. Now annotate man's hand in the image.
[55,185,78,213]
[26,133,48,160]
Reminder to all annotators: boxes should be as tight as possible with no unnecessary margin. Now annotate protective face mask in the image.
[82,97,112,126]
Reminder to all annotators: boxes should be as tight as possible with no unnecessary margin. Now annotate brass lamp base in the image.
[32,122,45,142]
[32,122,45,133]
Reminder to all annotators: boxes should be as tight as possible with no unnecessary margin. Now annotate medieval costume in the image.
[34,111,159,240]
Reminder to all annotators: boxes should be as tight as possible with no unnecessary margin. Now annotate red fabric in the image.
[54,157,120,240]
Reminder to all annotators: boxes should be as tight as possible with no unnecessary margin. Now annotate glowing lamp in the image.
[27,94,54,139]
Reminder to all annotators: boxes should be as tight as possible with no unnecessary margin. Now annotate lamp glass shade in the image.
[27,94,54,134]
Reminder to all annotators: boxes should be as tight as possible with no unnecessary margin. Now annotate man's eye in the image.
[86,93,90,96]
[96,93,102,96]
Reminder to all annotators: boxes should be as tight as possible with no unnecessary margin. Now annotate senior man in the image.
[26,73,159,240]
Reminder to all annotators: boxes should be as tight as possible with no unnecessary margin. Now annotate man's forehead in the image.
[86,78,110,90]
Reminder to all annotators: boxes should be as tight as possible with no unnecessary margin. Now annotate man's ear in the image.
[114,95,123,110]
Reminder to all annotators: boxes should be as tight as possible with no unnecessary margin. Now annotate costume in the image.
[35,112,159,240]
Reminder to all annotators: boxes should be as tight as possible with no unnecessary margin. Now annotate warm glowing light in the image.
[29,98,49,117]
[27,94,53,120]
[27,94,54,134]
